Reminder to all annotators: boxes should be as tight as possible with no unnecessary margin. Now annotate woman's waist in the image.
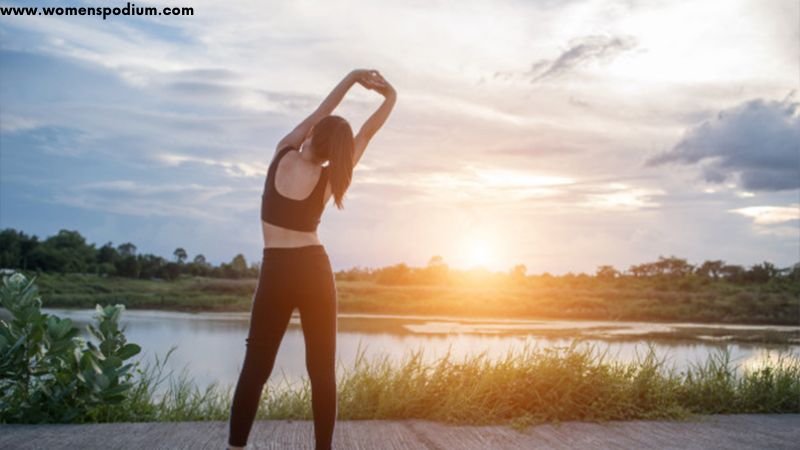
[262,221,322,246]
[261,242,329,266]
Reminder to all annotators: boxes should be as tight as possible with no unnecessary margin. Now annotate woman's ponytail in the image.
[311,115,354,209]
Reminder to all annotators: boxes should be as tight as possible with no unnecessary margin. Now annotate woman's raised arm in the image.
[352,72,396,167]
[275,70,371,153]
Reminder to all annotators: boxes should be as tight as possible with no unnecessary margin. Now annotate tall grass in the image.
[97,343,800,426]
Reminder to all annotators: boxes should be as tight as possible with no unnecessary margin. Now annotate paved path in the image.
[1,415,798,449]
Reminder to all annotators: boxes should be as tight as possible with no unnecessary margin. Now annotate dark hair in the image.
[311,115,354,209]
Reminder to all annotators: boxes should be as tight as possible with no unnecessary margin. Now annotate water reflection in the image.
[28,309,800,389]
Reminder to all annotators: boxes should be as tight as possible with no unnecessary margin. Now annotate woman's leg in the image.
[298,257,338,450]
[227,271,295,448]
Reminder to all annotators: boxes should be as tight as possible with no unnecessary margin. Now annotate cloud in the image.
[495,34,638,83]
[0,114,43,133]
[729,204,800,225]
[51,180,246,220]
[728,204,800,239]
[646,95,800,191]
[157,153,267,178]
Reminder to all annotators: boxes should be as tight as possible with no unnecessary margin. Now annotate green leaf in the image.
[101,384,130,397]
[82,353,103,375]
[85,341,106,362]
[105,355,123,369]
[117,343,141,360]
[74,346,83,365]
[86,324,104,342]
[94,373,110,390]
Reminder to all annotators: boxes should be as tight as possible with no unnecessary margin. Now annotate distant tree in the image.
[654,255,693,278]
[96,242,119,276]
[138,254,166,279]
[117,243,137,257]
[628,256,693,278]
[27,230,96,273]
[336,266,372,282]
[428,255,445,267]
[376,263,411,285]
[215,263,230,278]
[0,229,22,267]
[173,247,188,264]
[115,255,140,278]
[596,265,619,280]
[188,254,210,277]
[97,262,116,276]
[0,229,38,269]
[696,260,724,279]
[231,254,248,277]
[744,262,780,283]
[720,264,745,283]
[510,264,527,279]
[97,242,118,265]
[421,255,449,284]
[789,262,800,282]
[160,262,181,280]
[27,246,68,273]
[627,263,651,278]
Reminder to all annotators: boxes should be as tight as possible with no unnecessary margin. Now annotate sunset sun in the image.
[464,237,494,269]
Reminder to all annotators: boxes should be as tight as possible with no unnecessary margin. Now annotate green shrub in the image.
[0,273,141,423]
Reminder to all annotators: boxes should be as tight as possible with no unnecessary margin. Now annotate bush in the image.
[0,273,141,423]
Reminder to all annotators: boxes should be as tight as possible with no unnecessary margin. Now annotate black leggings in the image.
[228,245,337,449]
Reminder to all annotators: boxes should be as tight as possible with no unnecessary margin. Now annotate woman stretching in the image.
[227,69,397,450]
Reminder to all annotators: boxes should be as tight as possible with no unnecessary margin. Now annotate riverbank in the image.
[2,415,798,449]
[33,272,800,326]
[34,341,795,425]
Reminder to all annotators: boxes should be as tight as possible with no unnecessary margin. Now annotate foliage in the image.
[0,228,257,280]
[0,273,141,423]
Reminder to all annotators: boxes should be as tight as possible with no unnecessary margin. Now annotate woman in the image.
[227,69,397,450]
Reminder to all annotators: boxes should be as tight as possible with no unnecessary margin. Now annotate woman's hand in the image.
[350,69,379,89]
[351,69,395,98]
[370,72,396,98]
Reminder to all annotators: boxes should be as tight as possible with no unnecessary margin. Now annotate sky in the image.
[0,0,798,274]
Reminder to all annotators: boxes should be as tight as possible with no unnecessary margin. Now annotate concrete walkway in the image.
[1,415,798,449]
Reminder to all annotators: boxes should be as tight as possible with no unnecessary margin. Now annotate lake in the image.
[32,309,800,389]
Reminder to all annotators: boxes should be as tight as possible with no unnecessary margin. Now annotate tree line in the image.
[0,228,257,280]
[341,255,800,287]
[1,228,797,285]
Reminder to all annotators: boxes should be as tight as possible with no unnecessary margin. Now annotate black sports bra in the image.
[261,145,329,232]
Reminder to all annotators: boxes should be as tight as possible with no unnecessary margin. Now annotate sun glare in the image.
[465,238,494,269]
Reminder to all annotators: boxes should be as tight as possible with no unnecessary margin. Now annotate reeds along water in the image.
[99,341,800,425]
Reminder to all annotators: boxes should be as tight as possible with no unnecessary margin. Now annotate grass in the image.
[32,272,800,326]
[88,343,799,426]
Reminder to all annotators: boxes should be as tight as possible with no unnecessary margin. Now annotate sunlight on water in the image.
[739,349,800,373]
